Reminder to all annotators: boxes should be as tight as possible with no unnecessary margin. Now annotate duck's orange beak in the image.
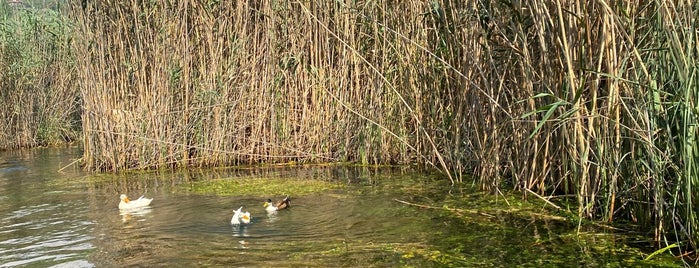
[124,197,130,203]
[242,214,250,221]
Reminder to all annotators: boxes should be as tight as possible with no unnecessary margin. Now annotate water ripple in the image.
[0,201,95,267]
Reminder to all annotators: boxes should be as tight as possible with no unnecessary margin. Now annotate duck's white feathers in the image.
[119,194,153,210]
[231,206,251,225]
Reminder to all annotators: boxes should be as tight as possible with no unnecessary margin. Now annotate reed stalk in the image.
[66,0,698,258]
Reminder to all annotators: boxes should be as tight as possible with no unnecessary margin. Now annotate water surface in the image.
[0,147,684,267]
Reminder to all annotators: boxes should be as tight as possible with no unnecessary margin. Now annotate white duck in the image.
[119,194,153,210]
[231,206,251,225]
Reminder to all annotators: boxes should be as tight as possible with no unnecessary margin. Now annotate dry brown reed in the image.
[72,0,698,256]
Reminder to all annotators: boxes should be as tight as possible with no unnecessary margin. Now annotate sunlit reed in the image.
[69,0,698,257]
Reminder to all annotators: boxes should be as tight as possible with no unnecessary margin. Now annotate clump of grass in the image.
[186,177,343,197]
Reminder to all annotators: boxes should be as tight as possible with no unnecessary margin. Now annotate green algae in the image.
[185,176,344,197]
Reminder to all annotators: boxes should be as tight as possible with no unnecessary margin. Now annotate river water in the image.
[0,147,683,267]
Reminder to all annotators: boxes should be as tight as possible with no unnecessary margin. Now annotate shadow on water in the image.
[0,148,686,267]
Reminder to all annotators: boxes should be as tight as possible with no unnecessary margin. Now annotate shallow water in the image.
[0,147,684,267]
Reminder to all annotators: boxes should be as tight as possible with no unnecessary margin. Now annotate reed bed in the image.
[70,0,697,258]
[0,3,79,148]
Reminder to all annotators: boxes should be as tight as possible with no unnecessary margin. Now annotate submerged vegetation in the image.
[0,0,697,262]
[136,166,691,266]
[186,176,342,196]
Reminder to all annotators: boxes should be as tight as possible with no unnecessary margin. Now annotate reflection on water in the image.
[119,207,152,223]
[265,210,280,223]
[0,147,683,267]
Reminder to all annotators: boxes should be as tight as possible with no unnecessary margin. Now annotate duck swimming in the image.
[264,196,290,212]
[231,206,251,225]
[119,194,153,210]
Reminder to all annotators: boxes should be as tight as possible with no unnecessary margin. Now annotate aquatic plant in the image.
[186,177,341,197]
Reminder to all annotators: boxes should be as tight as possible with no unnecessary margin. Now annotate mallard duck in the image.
[264,196,291,212]
[231,206,251,225]
[119,194,153,210]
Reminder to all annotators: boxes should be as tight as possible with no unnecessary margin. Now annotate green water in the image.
[0,147,684,267]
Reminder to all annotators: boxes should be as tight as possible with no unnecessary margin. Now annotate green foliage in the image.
[508,1,698,258]
[0,4,79,148]
[644,243,679,262]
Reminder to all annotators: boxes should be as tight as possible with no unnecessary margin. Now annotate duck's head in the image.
[241,212,251,224]
[120,194,130,203]
[263,199,273,208]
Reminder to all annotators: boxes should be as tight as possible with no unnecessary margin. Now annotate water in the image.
[0,148,436,267]
[0,148,93,267]
[0,147,685,267]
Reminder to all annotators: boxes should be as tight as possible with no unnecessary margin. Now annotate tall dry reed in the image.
[71,0,698,257]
